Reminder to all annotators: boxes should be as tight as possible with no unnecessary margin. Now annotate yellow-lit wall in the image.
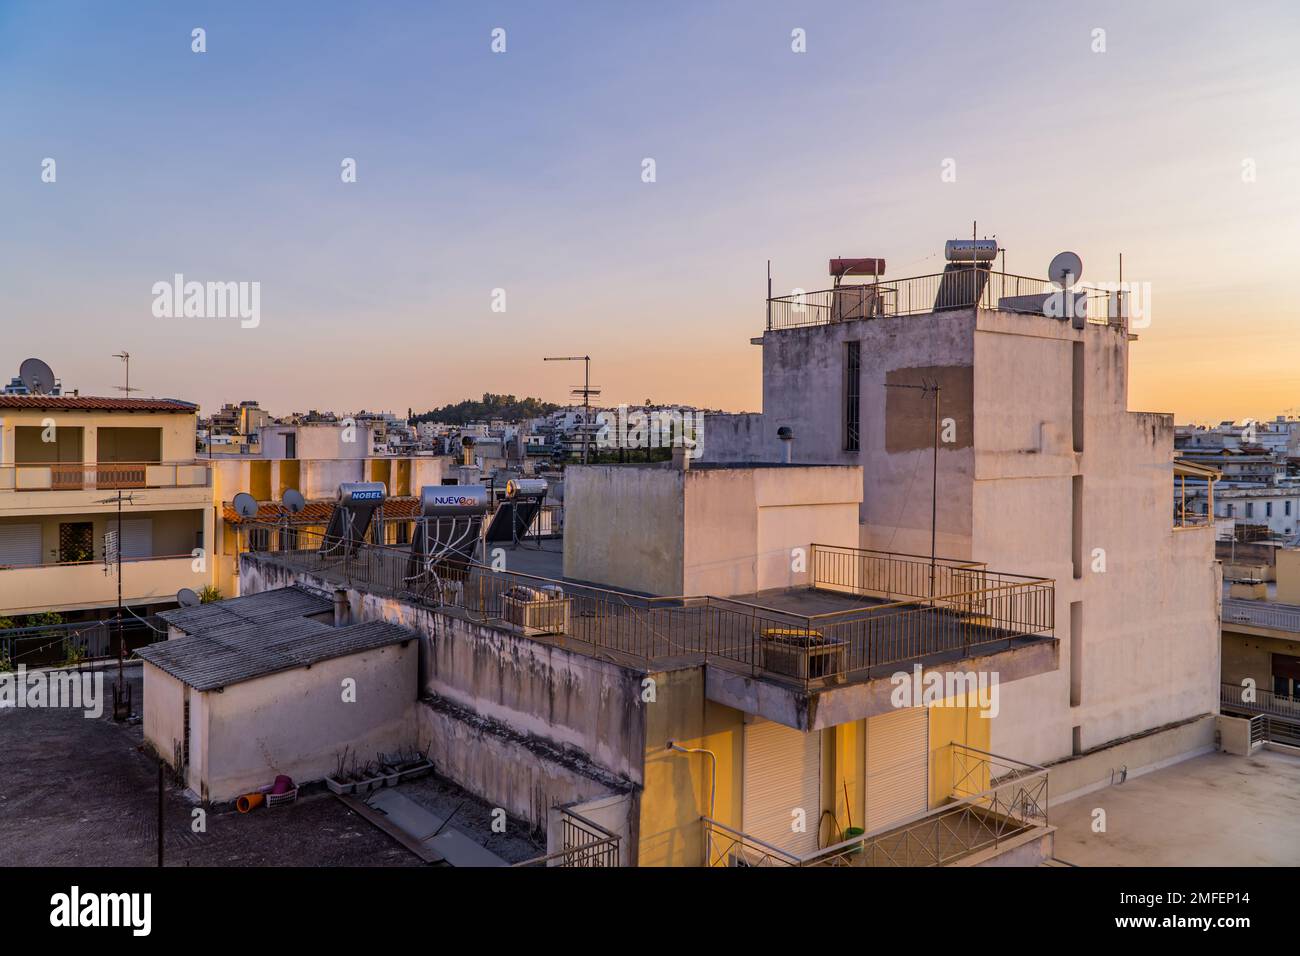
[638,667,744,867]
[0,408,197,465]
[635,666,992,866]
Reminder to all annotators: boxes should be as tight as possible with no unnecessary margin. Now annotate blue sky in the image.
[2,0,1297,419]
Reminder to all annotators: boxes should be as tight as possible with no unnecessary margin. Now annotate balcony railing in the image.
[766,270,1119,332]
[0,461,211,492]
[703,745,1049,867]
[1222,598,1300,634]
[243,529,1055,691]
[1220,681,1300,720]
[513,809,621,867]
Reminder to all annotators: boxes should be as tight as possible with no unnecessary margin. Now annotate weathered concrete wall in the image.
[978,312,1221,768]
[241,556,653,838]
[563,464,684,595]
[142,663,184,765]
[202,642,418,803]
[1216,714,1254,756]
[756,311,978,560]
[562,462,861,598]
[1043,714,1216,805]
[696,412,779,464]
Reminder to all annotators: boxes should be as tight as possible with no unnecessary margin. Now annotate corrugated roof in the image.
[0,395,197,412]
[158,585,331,634]
[141,588,415,690]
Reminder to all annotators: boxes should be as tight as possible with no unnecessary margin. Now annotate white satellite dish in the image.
[282,488,306,514]
[176,587,201,607]
[1048,251,1083,289]
[18,358,56,394]
[232,492,259,519]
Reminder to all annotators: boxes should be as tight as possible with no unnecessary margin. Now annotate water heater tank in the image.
[944,239,998,262]
[419,485,490,516]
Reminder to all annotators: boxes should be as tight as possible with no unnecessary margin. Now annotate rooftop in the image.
[1051,748,1300,866]
[0,395,197,412]
[241,533,1057,697]
[143,587,416,691]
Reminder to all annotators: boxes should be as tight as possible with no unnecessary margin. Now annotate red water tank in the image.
[829,258,886,278]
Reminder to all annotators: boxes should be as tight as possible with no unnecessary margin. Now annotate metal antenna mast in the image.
[113,351,141,397]
[884,379,942,599]
[544,355,599,464]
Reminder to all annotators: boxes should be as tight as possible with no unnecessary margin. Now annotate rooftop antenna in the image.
[18,357,57,395]
[543,355,598,464]
[1048,251,1084,328]
[97,486,140,720]
[112,351,141,397]
[883,378,941,600]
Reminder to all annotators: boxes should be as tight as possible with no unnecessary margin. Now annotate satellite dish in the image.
[18,358,56,394]
[176,588,201,607]
[232,492,259,519]
[1048,251,1083,289]
[282,488,306,514]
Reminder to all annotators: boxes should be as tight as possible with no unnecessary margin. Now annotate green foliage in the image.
[197,585,224,604]
[0,618,15,630]
[410,393,558,426]
[24,612,63,627]
[63,642,87,667]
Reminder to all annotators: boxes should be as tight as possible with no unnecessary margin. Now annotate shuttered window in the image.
[119,519,153,560]
[742,718,822,858]
[865,708,929,832]
[0,523,42,567]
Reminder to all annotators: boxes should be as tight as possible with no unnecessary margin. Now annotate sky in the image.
[1,0,1297,423]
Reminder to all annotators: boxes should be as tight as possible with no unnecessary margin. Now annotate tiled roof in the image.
[0,395,197,412]
[222,496,421,525]
[143,587,416,690]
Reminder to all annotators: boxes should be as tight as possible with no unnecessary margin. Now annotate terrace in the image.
[241,530,1057,727]
[765,268,1120,332]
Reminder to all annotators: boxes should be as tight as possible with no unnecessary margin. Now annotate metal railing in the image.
[704,745,1048,867]
[0,460,211,492]
[1222,598,1300,634]
[1220,681,1300,720]
[244,529,1054,690]
[514,809,620,867]
[765,270,1121,332]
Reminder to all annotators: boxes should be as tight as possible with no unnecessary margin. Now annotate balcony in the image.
[703,745,1050,867]
[0,461,211,493]
[0,555,210,616]
[765,269,1118,332]
[243,531,1056,728]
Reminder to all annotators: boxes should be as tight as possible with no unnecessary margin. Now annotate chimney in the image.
[777,426,794,464]
[333,588,350,627]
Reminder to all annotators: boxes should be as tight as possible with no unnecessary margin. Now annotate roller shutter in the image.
[0,523,42,566]
[742,718,822,858]
[119,519,153,559]
[865,707,929,832]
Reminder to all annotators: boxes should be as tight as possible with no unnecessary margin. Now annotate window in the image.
[284,432,297,459]
[844,341,861,452]
[58,522,94,563]
[1266,502,1273,518]
[1226,503,1234,517]
[278,527,299,551]
[248,527,270,552]
[1246,503,1254,518]
[1287,501,1293,517]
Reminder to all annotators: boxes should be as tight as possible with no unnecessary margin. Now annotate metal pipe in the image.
[666,741,717,865]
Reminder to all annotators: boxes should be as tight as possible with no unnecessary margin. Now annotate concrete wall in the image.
[199,642,418,803]
[563,465,684,595]
[142,663,185,764]
[240,556,649,838]
[1044,714,1217,805]
[563,462,861,597]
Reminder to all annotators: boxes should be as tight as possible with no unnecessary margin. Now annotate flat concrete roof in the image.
[1051,748,1300,866]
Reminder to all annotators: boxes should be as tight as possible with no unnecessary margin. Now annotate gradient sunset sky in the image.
[2,0,1297,423]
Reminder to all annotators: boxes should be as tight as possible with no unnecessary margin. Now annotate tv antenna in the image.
[543,355,599,464]
[112,351,142,397]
